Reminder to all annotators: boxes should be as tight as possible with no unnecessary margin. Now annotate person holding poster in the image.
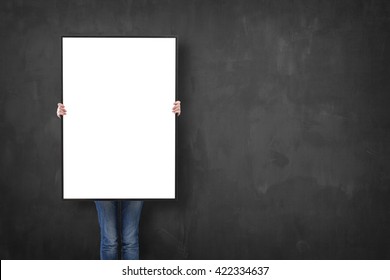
[57,101,181,260]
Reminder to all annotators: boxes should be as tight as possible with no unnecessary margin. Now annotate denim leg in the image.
[94,200,119,260]
[121,200,144,260]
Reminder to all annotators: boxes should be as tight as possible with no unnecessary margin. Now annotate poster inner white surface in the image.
[62,37,176,199]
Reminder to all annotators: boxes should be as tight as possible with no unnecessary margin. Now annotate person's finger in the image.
[57,108,67,116]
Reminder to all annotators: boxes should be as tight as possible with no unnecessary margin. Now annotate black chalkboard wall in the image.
[1,0,390,259]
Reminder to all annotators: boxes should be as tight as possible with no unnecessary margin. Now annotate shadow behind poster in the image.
[62,37,177,199]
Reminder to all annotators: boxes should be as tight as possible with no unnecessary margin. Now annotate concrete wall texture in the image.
[1,0,390,259]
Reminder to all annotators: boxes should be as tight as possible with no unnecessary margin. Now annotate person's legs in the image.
[95,200,119,260]
[121,200,144,260]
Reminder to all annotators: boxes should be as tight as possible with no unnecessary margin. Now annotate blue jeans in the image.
[94,200,144,260]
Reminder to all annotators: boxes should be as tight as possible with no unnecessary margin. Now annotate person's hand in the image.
[172,101,181,116]
[57,103,67,118]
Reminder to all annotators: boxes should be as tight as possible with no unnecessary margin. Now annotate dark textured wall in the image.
[1,0,390,259]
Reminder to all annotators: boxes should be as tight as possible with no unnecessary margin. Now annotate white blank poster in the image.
[62,37,176,199]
